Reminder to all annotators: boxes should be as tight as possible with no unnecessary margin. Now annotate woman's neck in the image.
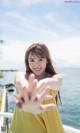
[27,71,51,81]
[35,72,50,81]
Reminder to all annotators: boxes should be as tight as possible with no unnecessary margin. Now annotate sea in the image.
[0,67,80,130]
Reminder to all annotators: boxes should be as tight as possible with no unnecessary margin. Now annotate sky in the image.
[0,0,80,69]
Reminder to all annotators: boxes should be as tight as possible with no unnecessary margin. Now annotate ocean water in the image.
[0,67,80,130]
[58,67,80,130]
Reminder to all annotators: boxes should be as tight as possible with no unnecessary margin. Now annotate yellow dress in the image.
[8,90,64,133]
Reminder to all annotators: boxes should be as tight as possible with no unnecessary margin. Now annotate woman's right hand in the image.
[14,73,56,114]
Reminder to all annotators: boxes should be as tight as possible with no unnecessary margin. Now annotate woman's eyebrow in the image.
[29,57,34,59]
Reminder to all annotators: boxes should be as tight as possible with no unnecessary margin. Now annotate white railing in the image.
[0,87,13,133]
[0,112,13,118]
[0,86,7,126]
[63,124,80,133]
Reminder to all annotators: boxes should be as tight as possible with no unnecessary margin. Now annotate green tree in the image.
[0,72,4,78]
[0,39,4,78]
[0,39,4,44]
[0,39,4,58]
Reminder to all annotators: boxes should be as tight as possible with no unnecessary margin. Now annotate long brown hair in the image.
[25,43,61,103]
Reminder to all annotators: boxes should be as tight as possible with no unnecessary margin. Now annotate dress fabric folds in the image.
[8,90,64,133]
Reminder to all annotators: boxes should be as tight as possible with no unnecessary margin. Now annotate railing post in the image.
[0,87,8,133]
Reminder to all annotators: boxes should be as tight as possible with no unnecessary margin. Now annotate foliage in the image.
[0,39,5,45]
[0,39,4,44]
[0,95,2,110]
[0,72,4,78]
[0,39,5,58]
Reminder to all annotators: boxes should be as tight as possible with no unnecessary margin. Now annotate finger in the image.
[16,81,28,95]
[37,82,47,94]
[39,104,56,112]
[38,86,50,102]
[43,95,53,99]
[16,101,23,111]
[28,73,35,85]
[13,93,24,103]
[28,79,38,94]
[31,79,38,91]
[13,93,23,110]
[30,79,38,100]
[31,82,45,101]
[27,79,38,101]
[20,87,29,101]
[28,74,35,93]
[34,94,53,103]
[16,102,23,110]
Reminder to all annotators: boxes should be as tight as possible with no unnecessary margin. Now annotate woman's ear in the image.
[46,60,48,63]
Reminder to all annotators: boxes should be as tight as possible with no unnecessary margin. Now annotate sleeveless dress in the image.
[8,90,64,133]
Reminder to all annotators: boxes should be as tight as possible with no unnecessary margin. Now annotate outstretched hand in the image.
[14,74,56,114]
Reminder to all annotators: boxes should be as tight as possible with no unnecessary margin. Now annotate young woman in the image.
[8,43,64,133]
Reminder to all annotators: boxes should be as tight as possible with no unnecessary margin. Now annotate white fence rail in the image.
[0,87,7,126]
[63,125,80,133]
[0,87,12,133]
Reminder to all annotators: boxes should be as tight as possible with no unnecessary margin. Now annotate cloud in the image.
[1,0,80,45]
[19,0,63,6]
[2,42,28,62]
[0,11,65,35]
[1,37,80,65]
[24,0,63,5]
[1,0,63,7]
[1,11,59,42]
[19,0,42,5]
[48,37,80,65]
[46,12,76,35]
[1,0,15,6]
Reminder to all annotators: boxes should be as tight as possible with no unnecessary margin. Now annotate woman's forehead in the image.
[28,52,45,59]
[28,53,39,58]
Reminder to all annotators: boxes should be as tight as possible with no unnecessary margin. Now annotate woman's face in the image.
[28,53,47,76]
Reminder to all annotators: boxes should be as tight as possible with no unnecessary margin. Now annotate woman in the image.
[8,43,64,133]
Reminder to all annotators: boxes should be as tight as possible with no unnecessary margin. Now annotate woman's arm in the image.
[37,74,63,91]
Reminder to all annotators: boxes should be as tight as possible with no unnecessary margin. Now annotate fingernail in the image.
[16,102,22,108]
[28,94,31,100]
[34,96,38,102]
[21,97,25,102]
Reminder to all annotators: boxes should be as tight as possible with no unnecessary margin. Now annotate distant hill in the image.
[0,60,25,70]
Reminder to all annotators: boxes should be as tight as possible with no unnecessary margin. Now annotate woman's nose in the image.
[34,62,40,67]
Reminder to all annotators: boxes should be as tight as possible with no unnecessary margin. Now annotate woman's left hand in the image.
[14,74,56,114]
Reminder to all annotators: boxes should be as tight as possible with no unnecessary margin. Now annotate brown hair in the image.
[25,43,60,103]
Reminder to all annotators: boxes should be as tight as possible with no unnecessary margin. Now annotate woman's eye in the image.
[39,58,43,61]
[30,59,34,62]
